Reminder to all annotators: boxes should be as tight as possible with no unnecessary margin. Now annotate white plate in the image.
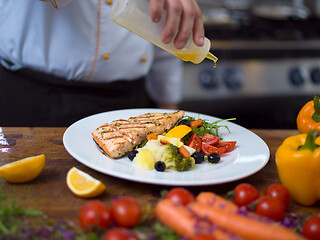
[63,109,270,186]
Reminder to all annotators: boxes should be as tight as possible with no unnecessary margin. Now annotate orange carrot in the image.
[188,202,306,240]
[196,192,238,213]
[190,119,203,129]
[156,199,240,240]
[159,138,170,145]
[146,133,157,141]
[179,146,191,158]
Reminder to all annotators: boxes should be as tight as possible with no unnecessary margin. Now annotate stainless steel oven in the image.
[180,0,320,129]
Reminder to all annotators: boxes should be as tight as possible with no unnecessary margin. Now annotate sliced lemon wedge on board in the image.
[0,154,46,183]
[66,167,106,198]
[165,125,192,139]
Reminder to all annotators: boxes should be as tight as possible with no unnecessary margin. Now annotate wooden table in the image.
[0,127,319,223]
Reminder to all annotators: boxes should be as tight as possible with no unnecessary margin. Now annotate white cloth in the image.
[0,0,182,104]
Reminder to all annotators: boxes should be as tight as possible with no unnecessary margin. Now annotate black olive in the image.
[128,150,138,161]
[178,119,190,127]
[155,161,166,172]
[192,152,205,164]
[208,153,220,164]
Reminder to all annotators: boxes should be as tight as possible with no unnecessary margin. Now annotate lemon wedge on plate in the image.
[0,154,45,183]
[165,125,192,139]
[66,167,106,198]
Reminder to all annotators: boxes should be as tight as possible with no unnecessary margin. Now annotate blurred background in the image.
[180,0,320,129]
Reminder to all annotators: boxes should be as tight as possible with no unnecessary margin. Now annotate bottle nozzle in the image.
[206,52,218,68]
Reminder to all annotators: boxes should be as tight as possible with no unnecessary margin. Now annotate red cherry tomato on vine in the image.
[233,183,260,207]
[264,183,291,207]
[103,227,139,240]
[78,200,111,232]
[190,234,216,240]
[165,187,195,206]
[302,216,320,240]
[110,197,142,228]
[255,196,286,221]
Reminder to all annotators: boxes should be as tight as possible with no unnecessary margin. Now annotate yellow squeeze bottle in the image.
[111,0,218,65]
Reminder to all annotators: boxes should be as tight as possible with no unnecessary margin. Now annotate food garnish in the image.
[0,154,45,183]
[179,115,236,138]
[164,124,192,139]
[66,167,106,198]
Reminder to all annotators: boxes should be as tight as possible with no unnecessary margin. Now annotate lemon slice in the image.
[165,125,192,139]
[66,167,106,198]
[0,154,45,183]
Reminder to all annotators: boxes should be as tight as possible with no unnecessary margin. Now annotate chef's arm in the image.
[45,0,205,50]
[146,47,183,110]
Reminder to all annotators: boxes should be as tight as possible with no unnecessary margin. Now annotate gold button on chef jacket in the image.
[0,0,182,104]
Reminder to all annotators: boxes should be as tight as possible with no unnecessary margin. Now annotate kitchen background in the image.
[180,0,320,129]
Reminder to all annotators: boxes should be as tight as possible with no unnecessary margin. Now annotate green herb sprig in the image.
[0,202,42,236]
[180,115,236,142]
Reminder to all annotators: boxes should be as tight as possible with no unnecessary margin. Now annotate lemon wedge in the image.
[0,154,45,183]
[66,167,106,198]
[165,125,192,139]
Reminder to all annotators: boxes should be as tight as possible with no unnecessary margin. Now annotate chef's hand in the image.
[149,0,204,49]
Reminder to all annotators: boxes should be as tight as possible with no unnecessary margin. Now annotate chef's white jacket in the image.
[0,0,182,104]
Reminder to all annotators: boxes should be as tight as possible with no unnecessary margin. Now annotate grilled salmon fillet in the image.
[92,110,185,158]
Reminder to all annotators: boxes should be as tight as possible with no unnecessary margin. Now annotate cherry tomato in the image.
[255,196,285,221]
[103,227,139,240]
[302,216,320,240]
[190,234,216,240]
[186,133,202,152]
[264,183,291,207]
[216,141,236,153]
[201,142,225,156]
[78,200,111,232]
[110,197,142,228]
[165,187,195,206]
[233,183,260,207]
[201,134,220,146]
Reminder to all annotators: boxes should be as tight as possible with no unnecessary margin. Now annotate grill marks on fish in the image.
[92,110,185,158]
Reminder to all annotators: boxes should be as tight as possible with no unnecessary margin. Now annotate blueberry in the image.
[155,161,166,172]
[128,150,138,161]
[192,152,205,164]
[208,153,220,164]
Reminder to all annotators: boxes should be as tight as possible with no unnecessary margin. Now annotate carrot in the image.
[196,192,238,213]
[156,199,241,240]
[190,119,203,129]
[159,138,170,145]
[188,202,306,240]
[146,133,157,141]
[179,145,191,158]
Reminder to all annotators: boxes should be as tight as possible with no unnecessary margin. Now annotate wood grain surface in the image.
[0,127,319,222]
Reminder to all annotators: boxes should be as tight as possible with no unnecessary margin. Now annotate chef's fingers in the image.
[161,0,182,45]
[149,0,165,23]
[191,0,205,47]
[173,0,201,49]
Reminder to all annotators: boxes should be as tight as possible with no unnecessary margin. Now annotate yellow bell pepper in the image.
[276,130,320,206]
[297,95,320,133]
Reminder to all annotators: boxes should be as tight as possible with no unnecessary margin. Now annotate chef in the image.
[0,0,205,126]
